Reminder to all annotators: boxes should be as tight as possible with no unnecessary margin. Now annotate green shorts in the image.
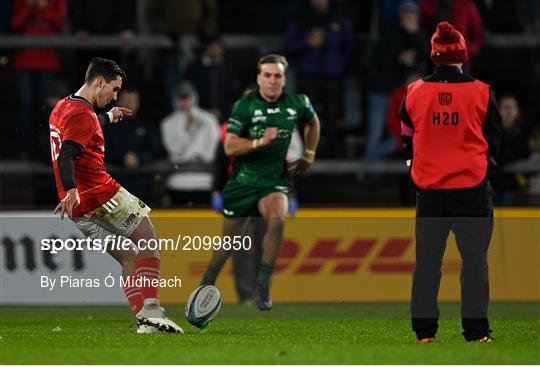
[222,180,289,218]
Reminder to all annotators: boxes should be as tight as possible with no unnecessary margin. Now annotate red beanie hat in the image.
[430,21,468,65]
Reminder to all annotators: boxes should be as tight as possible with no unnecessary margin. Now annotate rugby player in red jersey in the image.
[49,57,182,334]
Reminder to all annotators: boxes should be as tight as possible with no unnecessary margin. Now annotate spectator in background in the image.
[365,2,428,160]
[491,95,530,205]
[160,82,220,205]
[385,71,423,157]
[11,0,66,158]
[381,0,419,30]
[285,0,354,157]
[104,84,165,204]
[419,0,485,69]
[186,35,234,122]
[148,0,218,112]
[526,127,540,204]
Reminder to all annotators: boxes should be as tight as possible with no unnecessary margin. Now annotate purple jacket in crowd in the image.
[285,9,355,79]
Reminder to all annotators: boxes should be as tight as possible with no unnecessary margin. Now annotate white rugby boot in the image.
[136,323,160,334]
[136,305,184,334]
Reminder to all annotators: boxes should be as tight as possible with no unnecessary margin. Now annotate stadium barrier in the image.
[2,158,538,175]
[1,208,538,305]
[0,33,537,49]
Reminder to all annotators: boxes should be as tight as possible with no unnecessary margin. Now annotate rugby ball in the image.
[185,285,222,328]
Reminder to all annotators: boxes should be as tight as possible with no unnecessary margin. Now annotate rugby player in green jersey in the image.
[201,54,321,310]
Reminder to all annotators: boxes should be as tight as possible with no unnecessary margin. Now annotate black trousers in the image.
[411,180,494,340]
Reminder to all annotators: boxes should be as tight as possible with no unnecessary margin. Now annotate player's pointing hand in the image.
[109,106,133,123]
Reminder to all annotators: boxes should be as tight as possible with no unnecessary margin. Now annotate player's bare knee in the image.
[259,193,287,218]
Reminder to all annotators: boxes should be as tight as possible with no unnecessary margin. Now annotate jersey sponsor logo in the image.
[252,116,267,123]
[249,125,265,138]
[286,108,297,116]
[254,109,263,116]
[276,129,293,138]
[121,213,137,228]
[438,92,452,105]
[267,107,281,114]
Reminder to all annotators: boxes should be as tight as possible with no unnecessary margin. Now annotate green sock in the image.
[257,262,274,286]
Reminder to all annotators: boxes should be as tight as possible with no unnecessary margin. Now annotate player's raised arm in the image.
[224,128,277,157]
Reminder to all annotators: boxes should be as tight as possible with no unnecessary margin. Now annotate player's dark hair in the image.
[257,54,288,73]
[84,57,126,84]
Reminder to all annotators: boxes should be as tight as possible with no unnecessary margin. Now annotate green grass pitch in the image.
[0,303,538,364]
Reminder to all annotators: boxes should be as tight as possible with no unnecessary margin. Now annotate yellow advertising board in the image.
[153,208,540,303]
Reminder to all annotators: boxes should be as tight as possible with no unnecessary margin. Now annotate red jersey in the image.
[49,95,120,216]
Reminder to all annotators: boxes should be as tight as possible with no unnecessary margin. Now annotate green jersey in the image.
[227,91,316,187]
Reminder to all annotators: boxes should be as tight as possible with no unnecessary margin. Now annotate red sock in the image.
[135,257,160,305]
[122,276,143,314]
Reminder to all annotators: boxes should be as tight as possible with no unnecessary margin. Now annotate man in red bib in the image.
[400,22,502,343]
[50,57,182,334]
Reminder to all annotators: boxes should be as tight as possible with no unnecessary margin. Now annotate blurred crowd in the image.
[0,0,539,206]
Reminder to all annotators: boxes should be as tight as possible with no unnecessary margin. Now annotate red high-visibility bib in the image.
[406,79,490,189]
